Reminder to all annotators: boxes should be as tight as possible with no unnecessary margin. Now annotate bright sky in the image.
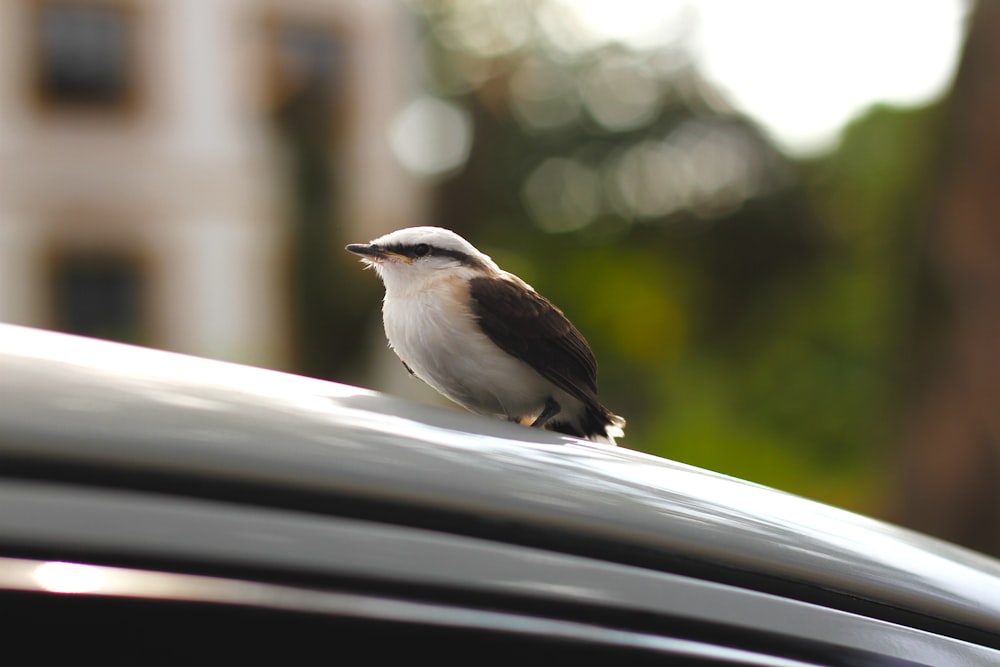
[566,0,968,155]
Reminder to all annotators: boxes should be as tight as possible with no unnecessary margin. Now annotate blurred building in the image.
[0,0,423,368]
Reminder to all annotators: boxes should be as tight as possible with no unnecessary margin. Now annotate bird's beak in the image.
[345,243,411,264]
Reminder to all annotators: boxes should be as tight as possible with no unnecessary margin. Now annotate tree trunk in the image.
[894,0,1000,556]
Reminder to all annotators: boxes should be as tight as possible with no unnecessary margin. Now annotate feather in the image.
[468,275,598,404]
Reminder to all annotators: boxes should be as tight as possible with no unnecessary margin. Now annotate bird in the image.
[346,226,625,443]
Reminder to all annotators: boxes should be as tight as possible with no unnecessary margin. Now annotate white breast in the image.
[381,276,555,420]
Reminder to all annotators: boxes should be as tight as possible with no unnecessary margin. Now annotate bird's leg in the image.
[530,397,561,429]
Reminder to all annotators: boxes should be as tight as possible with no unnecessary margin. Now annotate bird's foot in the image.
[530,397,560,429]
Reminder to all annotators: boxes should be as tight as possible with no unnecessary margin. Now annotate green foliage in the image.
[463,104,936,515]
[637,104,940,512]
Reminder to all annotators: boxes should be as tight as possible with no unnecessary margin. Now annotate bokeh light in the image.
[508,56,582,132]
[521,156,601,233]
[580,54,662,132]
[389,95,473,179]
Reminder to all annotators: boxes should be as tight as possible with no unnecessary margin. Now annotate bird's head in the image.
[346,226,498,291]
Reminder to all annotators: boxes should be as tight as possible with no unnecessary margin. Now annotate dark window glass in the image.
[52,254,143,343]
[273,25,344,108]
[37,2,131,108]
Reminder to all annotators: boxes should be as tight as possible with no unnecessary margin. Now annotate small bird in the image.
[346,226,625,443]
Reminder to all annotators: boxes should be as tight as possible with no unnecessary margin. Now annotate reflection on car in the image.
[2,324,1000,665]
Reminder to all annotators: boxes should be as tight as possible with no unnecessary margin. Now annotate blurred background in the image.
[1,0,998,556]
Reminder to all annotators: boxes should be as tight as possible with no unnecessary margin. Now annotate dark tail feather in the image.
[551,401,626,444]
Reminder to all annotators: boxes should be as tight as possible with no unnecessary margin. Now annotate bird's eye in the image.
[413,244,431,257]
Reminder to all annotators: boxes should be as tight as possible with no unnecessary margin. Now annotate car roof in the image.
[2,323,1000,639]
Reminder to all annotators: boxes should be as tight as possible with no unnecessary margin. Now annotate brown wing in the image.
[468,276,598,402]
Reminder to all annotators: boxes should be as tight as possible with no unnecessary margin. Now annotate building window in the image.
[52,254,144,343]
[35,1,133,110]
[270,23,345,113]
